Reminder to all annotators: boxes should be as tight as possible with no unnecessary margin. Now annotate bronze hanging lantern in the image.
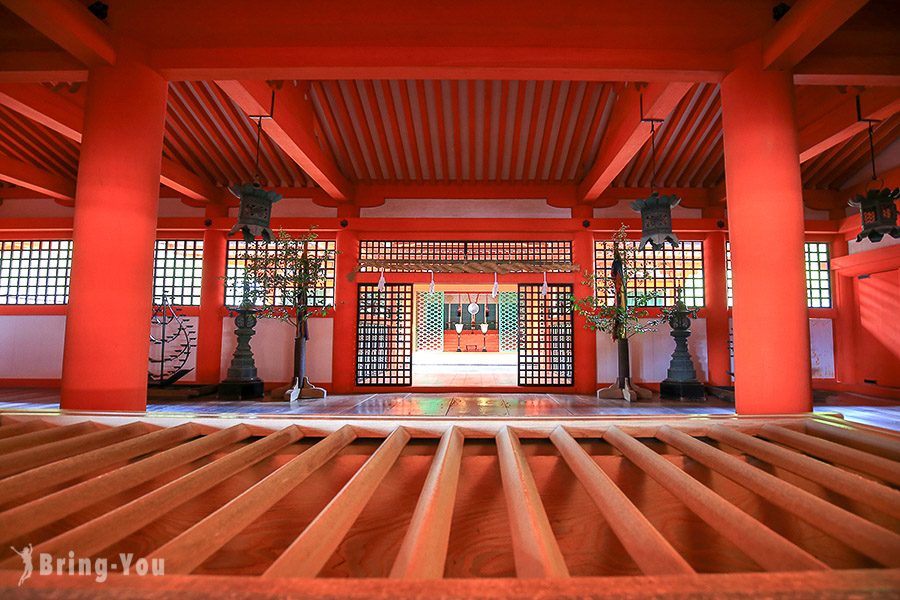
[849,187,900,243]
[631,94,680,250]
[848,95,900,243]
[228,87,281,242]
[228,183,282,242]
[631,191,681,250]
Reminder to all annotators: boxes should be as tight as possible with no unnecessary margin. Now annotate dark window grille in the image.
[225,239,336,307]
[0,240,72,305]
[594,240,705,307]
[726,241,830,308]
[153,240,204,306]
[356,283,413,386]
[359,240,572,271]
[517,283,574,386]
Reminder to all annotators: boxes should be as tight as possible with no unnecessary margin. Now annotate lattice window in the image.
[0,240,72,305]
[415,291,444,351]
[153,240,204,306]
[594,240,705,307]
[225,239,336,307]
[726,242,831,308]
[498,291,519,353]
[517,284,574,386]
[356,283,413,386]
[805,242,832,308]
[358,240,572,272]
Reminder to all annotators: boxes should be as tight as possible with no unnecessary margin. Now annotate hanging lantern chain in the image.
[856,94,881,185]
[639,92,665,192]
[250,90,277,184]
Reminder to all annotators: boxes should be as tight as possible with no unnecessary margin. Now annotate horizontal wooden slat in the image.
[264,427,411,579]
[549,426,694,576]
[0,423,199,506]
[0,419,48,440]
[0,421,147,478]
[497,426,570,578]
[656,425,900,567]
[391,426,465,579]
[151,426,357,574]
[0,426,303,566]
[758,425,900,487]
[602,425,828,572]
[805,421,900,462]
[0,420,95,454]
[707,425,900,519]
[0,424,251,545]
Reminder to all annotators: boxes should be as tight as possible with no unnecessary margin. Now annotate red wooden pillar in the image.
[704,230,731,386]
[572,224,597,394]
[331,207,359,393]
[720,42,812,414]
[61,60,168,411]
[195,204,228,384]
[831,237,858,385]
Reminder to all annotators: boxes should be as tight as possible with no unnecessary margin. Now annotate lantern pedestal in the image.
[219,305,264,400]
[660,307,705,401]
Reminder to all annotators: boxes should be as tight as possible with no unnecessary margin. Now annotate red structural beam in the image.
[577,82,693,202]
[762,0,869,70]
[0,52,87,84]
[799,87,900,162]
[216,80,352,201]
[0,154,75,201]
[0,0,116,67]
[0,83,223,203]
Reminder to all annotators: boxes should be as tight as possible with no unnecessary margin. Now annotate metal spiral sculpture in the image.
[148,293,196,386]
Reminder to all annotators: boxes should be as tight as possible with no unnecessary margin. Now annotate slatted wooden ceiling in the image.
[0,78,897,196]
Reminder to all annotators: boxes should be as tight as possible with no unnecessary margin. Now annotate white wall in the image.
[0,315,66,378]
[362,198,569,219]
[220,316,334,384]
[809,318,835,379]
[596,318,708,384]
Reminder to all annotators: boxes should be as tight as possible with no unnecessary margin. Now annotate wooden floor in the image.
[0,411,897,598]
[1,387,899,430]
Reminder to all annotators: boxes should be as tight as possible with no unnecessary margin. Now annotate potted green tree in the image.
[232,227,337,401]
[571,225,667,401]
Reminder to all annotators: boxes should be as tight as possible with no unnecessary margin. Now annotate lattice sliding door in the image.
[415,291,444,351]
[356,284,413,386]
[517,284,574,386]
[498,291,518,353]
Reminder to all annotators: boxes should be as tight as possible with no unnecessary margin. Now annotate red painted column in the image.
[704,230,731,386]
[61,61,168,411]
[831,237,858,385]
[195,204,228,384]
[720,42,812,413]
[331,207,360,393]
[572,227,597,394]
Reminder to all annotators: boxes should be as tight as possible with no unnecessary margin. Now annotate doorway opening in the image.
[412,284,517,387]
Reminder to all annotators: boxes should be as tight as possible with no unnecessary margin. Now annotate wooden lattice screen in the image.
[0,413,897,597]
[517,283,574,386]
[356,283,414,386]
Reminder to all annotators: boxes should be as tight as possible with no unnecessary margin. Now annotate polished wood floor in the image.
[0,387,898,430]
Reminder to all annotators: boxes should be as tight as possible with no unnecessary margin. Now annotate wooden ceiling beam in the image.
[0,83,224,203]
[799,87,900,163]
[0,51,87,84]
[216,80,352,201]
[577,82,692,202]
[0,83,84,142]
[763,0,869,71]
[0,0,116,68]
[0,154,75,202]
